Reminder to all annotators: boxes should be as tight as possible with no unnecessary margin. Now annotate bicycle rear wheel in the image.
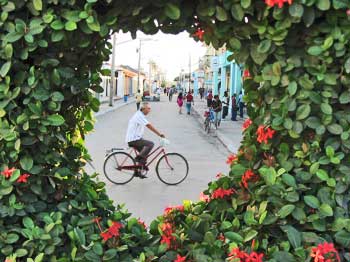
[156,153,188,185]
[103,151,136,185]
[204,117,209,132]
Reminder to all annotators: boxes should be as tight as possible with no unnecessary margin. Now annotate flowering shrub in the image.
[2,0,350,261]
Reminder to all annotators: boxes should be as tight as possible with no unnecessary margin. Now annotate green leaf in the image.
[216,6,228,21]
[304,195,320,208]
[319,203,333,216]
[322,36,333,50]
[335,230,350,247]
[224,232,243,243]
[5,233,19,244]
[277,205,295,218]
[103,249,117,260]
[164,3,181,20]
[23,217,35,229]
[34,253,44,262]
[0,61,11,77]
[289,3,304,18]
[327,124,343,135]
[316,0,330,10]
[33,0,43,11]
[285,226,301,249]
[339,91,350,104]
[320,103,332,114]
[51,20,64,30]
[282,174,297,188]
[303,7,315,27]
[241,0,251,8]
[74,227,86,246]
[231,4,244,21]
[316,169,329,181]
[288,81,297,96]
[229,37,241,50]
[65,21,77,31]
[345,57,350,74]
[257,39,271,54]
[243,230,258,242]
[4,44,13,59]
[20,155,34,171]
[47,114,65,126]
[5,32,23,42]
[296,104,311,120]
[307,46,323,56]
[259,166,277,185]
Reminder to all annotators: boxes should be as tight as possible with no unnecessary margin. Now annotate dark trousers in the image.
[200,93,203,100]
[136,102,140,110]
[207,99,212,107]
[222,106,228,119]
[239,102,244,118]
[231,108,237,121]
[128,139,154,163]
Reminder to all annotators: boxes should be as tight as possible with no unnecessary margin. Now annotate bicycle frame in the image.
[115,146,168,171]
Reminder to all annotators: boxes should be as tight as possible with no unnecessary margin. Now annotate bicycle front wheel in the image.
[103,152,136,185]
[156,153,189,185]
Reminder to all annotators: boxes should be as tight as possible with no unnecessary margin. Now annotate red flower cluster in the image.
[241,169,259,189]
[256,125,275,144]
[164,205,184,216]
[228,248,264,262]
[193,28,205,40]
[211,188,235,199]
[226,154,238,165]
[243,118,253,131]
[138,219,147,229]
[1,167,16,179]
[199,192,210,202]
[310,242,340,262]
[17,174,30,183]
[174,254,187,262]
[243,69,251,79]
[100,221,123,242]
[265,0,292,8]
[160,222,177,249]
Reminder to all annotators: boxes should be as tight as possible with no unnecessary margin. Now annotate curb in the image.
[95,98,135,117]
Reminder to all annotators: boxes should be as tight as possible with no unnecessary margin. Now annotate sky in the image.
[111,30,207,81]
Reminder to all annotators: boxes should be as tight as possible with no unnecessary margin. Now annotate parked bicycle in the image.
[103,139,188,185]
[203,108,219,133]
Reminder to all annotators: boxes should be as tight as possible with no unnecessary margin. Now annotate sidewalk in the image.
[95,97,135,117]
[192,98,244,154]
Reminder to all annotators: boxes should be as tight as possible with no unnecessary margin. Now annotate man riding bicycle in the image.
[125,102,165,178]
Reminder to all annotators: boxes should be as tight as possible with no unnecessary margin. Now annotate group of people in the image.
[206,90,244,122]
[176,91,194,115]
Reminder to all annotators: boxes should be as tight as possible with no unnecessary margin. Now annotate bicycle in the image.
[103,140,189,185]
[203,108,217,133]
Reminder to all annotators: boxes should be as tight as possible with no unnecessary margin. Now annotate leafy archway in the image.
[1,0,350,261]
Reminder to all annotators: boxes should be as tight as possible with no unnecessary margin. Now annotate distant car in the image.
[142,90,159,102]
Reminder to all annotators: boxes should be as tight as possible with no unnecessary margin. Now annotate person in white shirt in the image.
[125,102,165,177]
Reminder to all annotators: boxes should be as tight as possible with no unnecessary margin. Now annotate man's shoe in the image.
[134,171,147,179]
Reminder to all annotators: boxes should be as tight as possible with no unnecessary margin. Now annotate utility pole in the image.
[188,54,191,92]
[109,33,117,107]
[137,39,141,92]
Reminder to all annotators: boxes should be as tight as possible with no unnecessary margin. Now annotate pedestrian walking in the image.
[169,87,174,102]
[135,90,142,111]
[231,94,238,121]
[206,90,213,108]
[222,91,229,119]
[185,91,194,115]
[238,91,244,118]
[177,92,184,114]
[199,87,204,100]
[211,95,222,127]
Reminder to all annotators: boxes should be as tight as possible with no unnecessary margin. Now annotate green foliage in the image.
[1,0,350,261]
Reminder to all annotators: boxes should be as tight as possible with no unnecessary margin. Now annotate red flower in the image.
[199,192,210,202]
[211,188,235,199]
[226,154,238,165]
[174,254,186,262]
[265,0,292,8]
[17,174,30,183]
[108,221,123,237]
[228,247,264,262]
[164,205,184,216]
[1,167,16,179]
[193,28,205,40]
[243,69,251,79]
[100,231,112,241]
[256,125,275,144]
[160,222,177,249]
[138,219,147,229]
[310,242,340,262]
[216,173,223,178]
[241,169,259,189]
[218,233,225,242]
[243,118,253,131]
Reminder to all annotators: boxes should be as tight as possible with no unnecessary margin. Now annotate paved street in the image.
[86,96,232,224]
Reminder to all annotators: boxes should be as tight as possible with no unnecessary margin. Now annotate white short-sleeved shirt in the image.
[125,111,150,143]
